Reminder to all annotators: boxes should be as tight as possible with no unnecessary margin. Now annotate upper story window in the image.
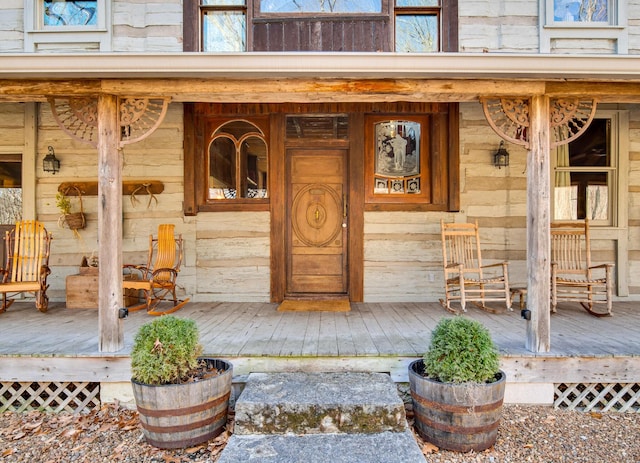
[259,1,382,13]
[395,0,440,52]
[187,0,457,52]
[552,0,609,23]
[25,0,111,51]
[201,0,247,51]
[43,1,97,26]
[540,0,626,53]
[208,120,269,202]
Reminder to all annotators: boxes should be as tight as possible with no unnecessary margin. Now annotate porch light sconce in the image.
[493,141,509,169]
[43,146,61,174]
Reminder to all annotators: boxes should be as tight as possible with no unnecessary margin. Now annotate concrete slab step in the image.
[217,431,427,463]
[234,372,407,435]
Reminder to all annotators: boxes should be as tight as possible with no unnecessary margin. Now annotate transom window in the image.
[260,0,382,13]
[208,120,268,201]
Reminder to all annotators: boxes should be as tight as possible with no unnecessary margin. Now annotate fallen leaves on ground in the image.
[0,403,233,463]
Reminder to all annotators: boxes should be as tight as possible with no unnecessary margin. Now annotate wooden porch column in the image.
[97,94,124,352]
[526,95,551,352]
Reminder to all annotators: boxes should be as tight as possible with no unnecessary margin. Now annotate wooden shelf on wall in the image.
[58,181,164,196]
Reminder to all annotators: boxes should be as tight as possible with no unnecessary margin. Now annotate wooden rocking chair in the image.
[551,219,614,317]
[440,220,511,314]
[0,221,52,313]
[123,224,189,316]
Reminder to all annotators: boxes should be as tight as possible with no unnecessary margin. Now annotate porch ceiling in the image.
[1,53,640,103]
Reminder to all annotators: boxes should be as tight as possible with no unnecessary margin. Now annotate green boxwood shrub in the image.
[423,316,500,384]
[131,315,203,385]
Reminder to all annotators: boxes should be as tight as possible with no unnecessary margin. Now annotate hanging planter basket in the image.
[64,211,85,230]
[58,186,86,231]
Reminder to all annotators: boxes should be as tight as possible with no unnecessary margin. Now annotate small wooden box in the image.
[66,273,140,309]
[66,274,98,309]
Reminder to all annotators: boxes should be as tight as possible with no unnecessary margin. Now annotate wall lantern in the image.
[493,141,509,169]
[43,146,60,174]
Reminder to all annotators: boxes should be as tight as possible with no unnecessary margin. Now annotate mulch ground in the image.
[1,403,638,462]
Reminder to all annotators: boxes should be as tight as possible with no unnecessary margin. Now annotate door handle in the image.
[343,193,347,218]
[342,193,347,228]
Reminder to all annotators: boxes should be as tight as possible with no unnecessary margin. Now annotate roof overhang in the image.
[1,53,640,104]
[1,52,640,81]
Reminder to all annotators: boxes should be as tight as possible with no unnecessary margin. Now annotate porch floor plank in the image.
[0,300,638,359]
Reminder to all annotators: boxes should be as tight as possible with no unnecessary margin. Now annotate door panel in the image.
[287,149,347,296]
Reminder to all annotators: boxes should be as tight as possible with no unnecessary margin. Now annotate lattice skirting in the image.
[1,382,100,413]
[555,383,640,412]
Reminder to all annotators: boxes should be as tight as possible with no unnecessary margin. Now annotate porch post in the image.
[97,94,124,352]
[525,95,551,352]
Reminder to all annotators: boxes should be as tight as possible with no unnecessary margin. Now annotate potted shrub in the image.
[131,315,233,449]
[408,316,506,452]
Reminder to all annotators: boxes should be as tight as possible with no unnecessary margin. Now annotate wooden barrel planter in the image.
[409,359,506,452]
[131,358,233,449]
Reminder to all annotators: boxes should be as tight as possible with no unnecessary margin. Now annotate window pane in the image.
[396,15,438,52]
[202,0,245,5]
[374,121,420,194]
[0,155,22,224]
[396,0,439,6]
[209,137,237,199]
[554,172,608,220]
[569,119,609,167]
[553,0,608,22]
[203,11,246,52]
[243,136,268,198]
[44,1,97,26]
[260,0,382,13]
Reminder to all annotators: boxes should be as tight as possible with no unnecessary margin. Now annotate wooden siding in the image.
[112,0,183,52]
[0,2,22,52]
[459,2,538,53]
[0,103,24,148]
[252,17,391,52]
[194,212,271,302]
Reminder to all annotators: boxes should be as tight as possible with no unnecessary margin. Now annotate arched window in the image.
[208,120,268,201]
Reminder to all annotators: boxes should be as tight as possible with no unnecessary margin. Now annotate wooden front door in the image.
[286,148,348,297]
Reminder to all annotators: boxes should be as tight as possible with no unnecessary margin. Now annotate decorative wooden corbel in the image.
[480,97,598,149]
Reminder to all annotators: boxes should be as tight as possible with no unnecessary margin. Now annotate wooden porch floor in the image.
[0,300,638,384]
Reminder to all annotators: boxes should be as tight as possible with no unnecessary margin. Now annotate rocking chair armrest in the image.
[123,264,151,279]
[151,267,179,279]
[444,263,465,276]
[39,265,51,281]
[445,263,463,270]
[480,262,509,270]
[587,263,614,280]
[123,264,146,270]
[589,263,614,270]
[0,268,9,283]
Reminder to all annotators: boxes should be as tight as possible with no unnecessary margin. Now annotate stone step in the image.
[234,372,408,435]
[217,431,426,463]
